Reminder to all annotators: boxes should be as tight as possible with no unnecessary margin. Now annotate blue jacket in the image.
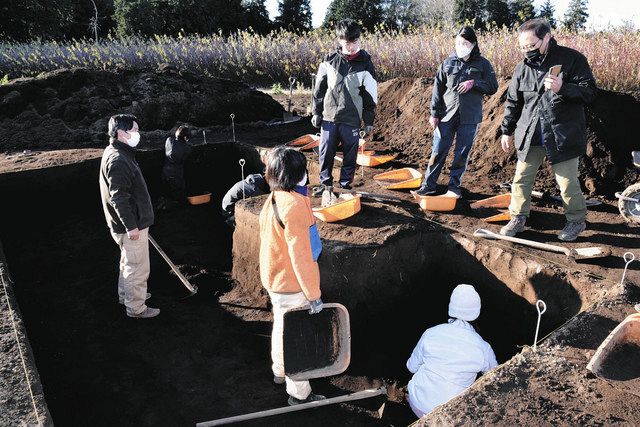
[431,52,498,125]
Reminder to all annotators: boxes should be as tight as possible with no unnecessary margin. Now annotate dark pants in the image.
[421,114,478,195]
[162,165,186,201]
[319,121,360,188]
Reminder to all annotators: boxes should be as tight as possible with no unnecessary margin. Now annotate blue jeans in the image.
[421,115,478,195]
[319,121,360,188]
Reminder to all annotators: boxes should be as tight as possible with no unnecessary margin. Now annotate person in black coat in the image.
[162,125,192,204]
[221,173,270,227]
[499,18,597,241]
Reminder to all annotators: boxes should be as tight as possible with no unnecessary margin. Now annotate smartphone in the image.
[549,65,562,77]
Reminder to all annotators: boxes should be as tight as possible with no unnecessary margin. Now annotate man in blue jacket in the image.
[415,26,498,198]
[500,19,597,241]
[311,19,377,207]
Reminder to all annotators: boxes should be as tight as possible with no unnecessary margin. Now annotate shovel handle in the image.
[149,235,198,295]
[473,228,571,256]
[334,187,404,202]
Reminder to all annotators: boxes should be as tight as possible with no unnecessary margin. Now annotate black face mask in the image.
[525,48,542,62]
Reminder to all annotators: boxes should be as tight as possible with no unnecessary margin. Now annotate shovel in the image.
[149,235,198,296]
[283,76,296,123]
[473,228,611,260]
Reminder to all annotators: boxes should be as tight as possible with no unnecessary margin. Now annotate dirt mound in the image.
[0,65,284,151]
[374,78,640,196]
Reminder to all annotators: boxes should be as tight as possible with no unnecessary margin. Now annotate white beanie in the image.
[448,284,481,321]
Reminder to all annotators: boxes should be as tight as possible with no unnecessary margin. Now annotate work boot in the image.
[288,393,326,406]
[321,187,337,207]
[119,292,151,305]
[558,220,586,242]
[127,307,160,318]
[273,375,285,385]
[500,215,526,237]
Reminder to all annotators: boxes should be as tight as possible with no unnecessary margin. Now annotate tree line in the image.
[0,0,590,43]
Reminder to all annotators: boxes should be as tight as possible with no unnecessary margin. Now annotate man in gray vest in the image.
[99,114,160,318]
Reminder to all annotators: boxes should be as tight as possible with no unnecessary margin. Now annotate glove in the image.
[364,125,373,134]
[311,115,322,128]
[308,298,323,314]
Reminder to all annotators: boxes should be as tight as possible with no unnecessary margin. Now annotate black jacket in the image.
[431,51,498,124]
[501,38,597,164]
[313,48,377,128]
[99,140,154,234]
[162,137,192,175]
[221,174,269,216]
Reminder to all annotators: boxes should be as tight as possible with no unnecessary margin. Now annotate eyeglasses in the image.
[519,39,542,52]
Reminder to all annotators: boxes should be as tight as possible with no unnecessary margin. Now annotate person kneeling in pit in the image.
[221,173,270,227]
[259,146,326,406]
[406,284,497,417]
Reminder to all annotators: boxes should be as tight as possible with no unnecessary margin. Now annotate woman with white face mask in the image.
[414,27,499,199]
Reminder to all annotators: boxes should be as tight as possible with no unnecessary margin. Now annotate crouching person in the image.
[221,173,270,227]
[259,146,326,405]
[406,284,497,417]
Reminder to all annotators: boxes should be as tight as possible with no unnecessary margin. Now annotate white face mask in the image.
[126,131,140,147]
[456,45,473,59]
[296,173,307,187]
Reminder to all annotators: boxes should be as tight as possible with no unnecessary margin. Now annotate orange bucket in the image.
[484,211,511,223]
[287,134,320,150]
[312,194,361,222]
[411,191,457,212]
[587,313,640,379]
[373,168,422,190]
[187,192,211,205]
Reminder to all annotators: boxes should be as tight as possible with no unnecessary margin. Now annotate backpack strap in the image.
[271,193,285,229]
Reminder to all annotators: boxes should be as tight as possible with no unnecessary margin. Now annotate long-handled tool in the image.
[149,235,198,296]
[196,387,386,426]
[473,228,611,260]
[283,76,296,123]
[333,187,405,203]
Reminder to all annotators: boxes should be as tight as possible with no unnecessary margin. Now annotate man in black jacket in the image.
[500,19,597,241]
[162,125,193,205]
[99,114,159,318]
[221,173,270,227]
[311,19,377,207]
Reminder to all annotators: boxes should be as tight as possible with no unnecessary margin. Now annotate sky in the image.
[265,0,640,30]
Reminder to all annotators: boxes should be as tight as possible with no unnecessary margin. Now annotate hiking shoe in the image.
[127,307,160,318]
[288,393,326,406]
[321,188,338,207]
[339,183,352,190]
[414,186,437,197]
[119,292,151,305]
[273,375,285,385]
[558,220,586,242]
[500,215,527,237]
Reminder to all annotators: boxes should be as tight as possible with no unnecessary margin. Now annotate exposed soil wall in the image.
[373,78,640,196]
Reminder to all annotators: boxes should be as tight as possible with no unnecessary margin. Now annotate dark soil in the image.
[599,342,640,381]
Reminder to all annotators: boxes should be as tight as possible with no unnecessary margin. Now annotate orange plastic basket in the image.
[411,192,457,212]
[470,193,511,209]
[287,134,320,150]
[587,313,640,379]
[356,151,398,167]
[373,168,422,190]
[484,211,511,223]
[187,192,211,205]
[312,194,361,222]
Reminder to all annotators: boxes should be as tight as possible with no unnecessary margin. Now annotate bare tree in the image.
[89,0,99,42]
[415,0,455,27]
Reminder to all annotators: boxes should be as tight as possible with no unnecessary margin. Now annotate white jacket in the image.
[406,319,498,415]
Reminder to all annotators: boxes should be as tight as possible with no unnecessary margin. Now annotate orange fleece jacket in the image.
[259,190,321,301]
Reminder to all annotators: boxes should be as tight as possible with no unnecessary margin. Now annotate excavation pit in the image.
[1,142,628,426]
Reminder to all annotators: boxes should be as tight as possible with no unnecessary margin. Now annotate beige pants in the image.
[268,291,312,400]
[111,228,150,316]
[510,146,587,222]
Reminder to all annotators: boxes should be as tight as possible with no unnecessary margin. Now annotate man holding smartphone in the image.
[500,18,597,241]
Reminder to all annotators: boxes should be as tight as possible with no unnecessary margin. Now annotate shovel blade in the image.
[571,247,611,259]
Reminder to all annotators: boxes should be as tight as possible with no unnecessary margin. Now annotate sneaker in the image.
[312,184,327,197]
[288,393,326,406]
[444,190,462,199]
[339,183,352,190]
[500,215,527,237]
[414,186,437,197]
[119,292,151,305]
[127,307,160,318]
[273,375,285,385]
[321,188,338,207]
[558,220,586,242]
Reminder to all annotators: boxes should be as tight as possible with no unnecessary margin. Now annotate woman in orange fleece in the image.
[259,146,325,406]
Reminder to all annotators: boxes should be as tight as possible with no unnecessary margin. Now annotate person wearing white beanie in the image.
[406,284,498,418]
